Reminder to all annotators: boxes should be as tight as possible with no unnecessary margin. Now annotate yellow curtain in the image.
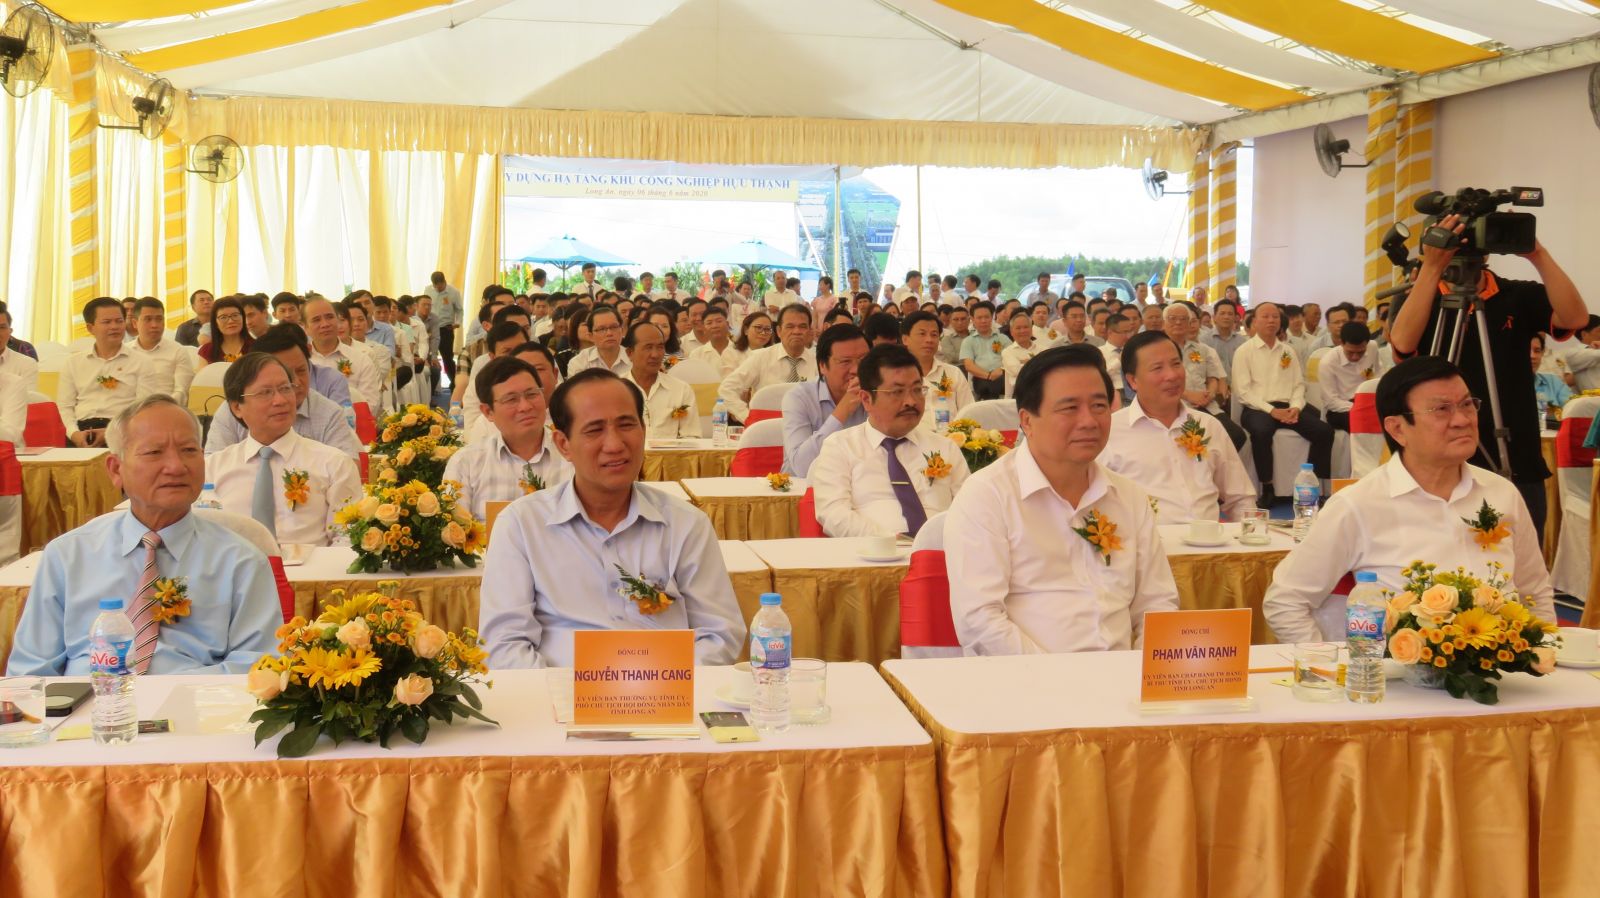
[0,71,72,342]
[97,125,168,300]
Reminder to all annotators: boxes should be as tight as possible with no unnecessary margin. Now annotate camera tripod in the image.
[1425,253,1514,480]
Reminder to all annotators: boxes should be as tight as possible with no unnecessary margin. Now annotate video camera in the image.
[1415,187,1542,257]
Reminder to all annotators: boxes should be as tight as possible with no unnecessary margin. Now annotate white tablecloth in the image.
[746,538,908,664]
[747,537,908,570]
[680,476,809,498]
[17,447,110,465]
[1158,521,1297,556]
[640,480,691,503]
[7,663,928,766]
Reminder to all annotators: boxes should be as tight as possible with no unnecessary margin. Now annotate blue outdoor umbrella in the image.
[516,234,634,277]
[696,238,820,273]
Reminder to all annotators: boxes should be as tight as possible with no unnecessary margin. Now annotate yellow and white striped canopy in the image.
[34,0,1600,134]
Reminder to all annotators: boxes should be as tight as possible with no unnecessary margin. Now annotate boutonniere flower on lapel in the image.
[670,403,691,420]
[1147,495,1159,516]
[1463,500,1510,550]
[663,355,678,370]
[1278,351,1292,369]
[1188,350,1203,364]
[1073,510,1123,566]
[922,451,952,482]
[336,358,353,377]
[991,340,1002,353]
[520,464,545,495]
[1362,367,1375,379]
[1047,329,1058,340]
[150,577,192,624]
[934,373,953,399]
[615,565,674,616]
[1174,418,1210,461]
[282,470,310,510]
[95,374,120,389]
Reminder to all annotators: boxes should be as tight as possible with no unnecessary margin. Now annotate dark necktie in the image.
[881,436,927,537]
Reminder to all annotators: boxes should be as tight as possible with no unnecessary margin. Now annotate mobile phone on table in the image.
[46,682,93,717]
[700,711,759,743]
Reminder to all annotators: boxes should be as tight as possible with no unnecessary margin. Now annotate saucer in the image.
[1181,536,1229,548]
[1555,655,1600,669]
[857,550,909,563]
[714,685,751,708]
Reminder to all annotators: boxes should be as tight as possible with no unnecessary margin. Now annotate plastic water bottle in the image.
[449,402,464,430]
[89,598,138,744]
[1291,463,1320,542]
[195,483,222,510]
[341,399,357,431]
[711,398,730,445]
[749,592,792,734]
[932,392,951,434]
[1345,572,1387,704]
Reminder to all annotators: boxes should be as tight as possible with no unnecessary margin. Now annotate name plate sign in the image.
[1140,608,1252,703]
[573,630,695,726]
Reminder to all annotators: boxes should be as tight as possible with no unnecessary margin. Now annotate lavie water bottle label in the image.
[1347,606,1385,640]
[751,635,791,671]
[1295,485,1319,504]
[89,637,131,674]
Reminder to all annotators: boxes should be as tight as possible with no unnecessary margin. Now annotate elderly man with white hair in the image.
[7,396,282,675]
[1165,301,1247,449]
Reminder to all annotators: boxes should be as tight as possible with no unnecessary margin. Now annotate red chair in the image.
[1348,380,1383,478]
[728,419,785,476]
[353,402,377,446]
[744,382,798,425]
[797,487,824,537]
[999,429,1018,447]
[268,556,296,623]
[23,402,66,448]
[0,441,20,500]
[898,512,961,658]
[358,452,370,483]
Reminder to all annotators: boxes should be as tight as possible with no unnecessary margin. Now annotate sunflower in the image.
[1454,606,1505,650]
[317,592,377,625]
[1496,600,1533,630]
[290,646,344,691]
[333,648,382,687]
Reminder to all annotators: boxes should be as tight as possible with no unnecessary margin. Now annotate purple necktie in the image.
[881,436,928,537]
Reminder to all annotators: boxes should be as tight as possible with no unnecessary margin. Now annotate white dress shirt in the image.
[678,333,705,355]
[923,361,974,424]
[311,343,381,410]
[763,289,800,312]
[625,371,700,439]
[479,479,745,669]
[1101,398,1255,524]
[690,341,744,377]
[1232,335,1306,412]
[352,339,395,412]
[1100,341,1127,391]
[1180,340,1228,414]
[810,421,970,537]
[461,353,494,433]
[126,338,196,403]
[441,428,572,521]
[0,369,25,445]
[207,428,362,546]
[58,344,151,432]
[1316,344,1381,413]
[717,345,817,421]
[1000,342,1043,398]
[0,346,38,394]
[567,345,631,377]
[947,444,1179,655]
[1262,455,1556,644]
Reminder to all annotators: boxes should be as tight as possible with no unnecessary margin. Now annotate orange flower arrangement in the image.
[670,403,691,420]
[520,465,545,495]
[148,577,192,624]
[336,358,353,377]
[1174,418,1210,461]
[1073,510,1122,565]
[1188,350,1203,364]
[990,340,1003,354]
[1463,500,1510,550]
[933,372,954,399]
[766,472,792,493]
[1278,351,1292,369]
[922,451,953,481]
[615,565,674,616]
[282,469,310,510]
[95,374,120,389]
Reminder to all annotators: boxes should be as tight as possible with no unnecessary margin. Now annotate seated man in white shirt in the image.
[444,356,572,520]
[566,304,631,376]
[689,305,741,376]
[478,369,746,668]
[1317,321,1382,432]
[206,324,363,457]
[1232,301,1335,507]
[462,320,532,433]
[60,297,152,448]
[1102,331,1255,524]
[901,311,973,425]
[1263,357,1556,643]
[948,345,1180,655]
[811,344,970,538]
[126,297,196,404]
[621,320,699,439]
[1000,314,1043,398]
[206,353,362,546]
[306,296,381,409]
[718,303,817,422]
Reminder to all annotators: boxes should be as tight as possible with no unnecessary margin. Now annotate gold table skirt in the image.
[765,566,906,666]
[693,494,800,541]
[885,672,1600,898]
[0,748,946,898]
[1167,550,1288,644]
[641,448,734,482]
[19,457,123,555]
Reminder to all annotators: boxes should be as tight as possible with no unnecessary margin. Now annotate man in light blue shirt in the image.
[781,323,869,477]
[479,369,746,668]
[960,300,1012,400]
[7,396,282,676]
[205,324,362,456]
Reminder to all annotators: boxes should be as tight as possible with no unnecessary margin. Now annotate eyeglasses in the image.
[215,313,243,324]
[747,324,773,333]
[242,383,298,401]
[493,389,545,409]
[591,323,622,334]
[871,385,928,401]
[1403,397,1482,420]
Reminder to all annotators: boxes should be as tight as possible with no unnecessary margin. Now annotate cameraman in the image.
[1390,213,1589,541]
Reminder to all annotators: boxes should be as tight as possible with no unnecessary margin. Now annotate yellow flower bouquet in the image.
[248,581,494,758]
[368,404,463,488]
[333,478,486,574]
[1383,561,1557,704]
[944,418,1009,471]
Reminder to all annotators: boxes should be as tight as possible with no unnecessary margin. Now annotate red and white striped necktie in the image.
[127,530,162,674]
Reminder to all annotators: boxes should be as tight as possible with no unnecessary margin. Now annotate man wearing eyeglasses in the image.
[1264,356,1555,644]
[718,304,817,422]
[811,344,970,538]
[206,353,362,547]
[566,305,630,376]
[444,356,571,521]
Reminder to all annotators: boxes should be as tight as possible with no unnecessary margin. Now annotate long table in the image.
[746,538,909,666]
[1160,523,1294,643]
[0,665,944,898]
[642,439,736,482]
[682,476,806,540]
[18,447,122,554]
[883,647,1600,898]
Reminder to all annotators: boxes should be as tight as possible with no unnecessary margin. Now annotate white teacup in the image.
[862,535,896,557]
[730,662,755,703]
[1188,520,1224,543]
[1559,628,1600,661]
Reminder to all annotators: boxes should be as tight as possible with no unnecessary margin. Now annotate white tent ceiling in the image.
[33,0,1600,133]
